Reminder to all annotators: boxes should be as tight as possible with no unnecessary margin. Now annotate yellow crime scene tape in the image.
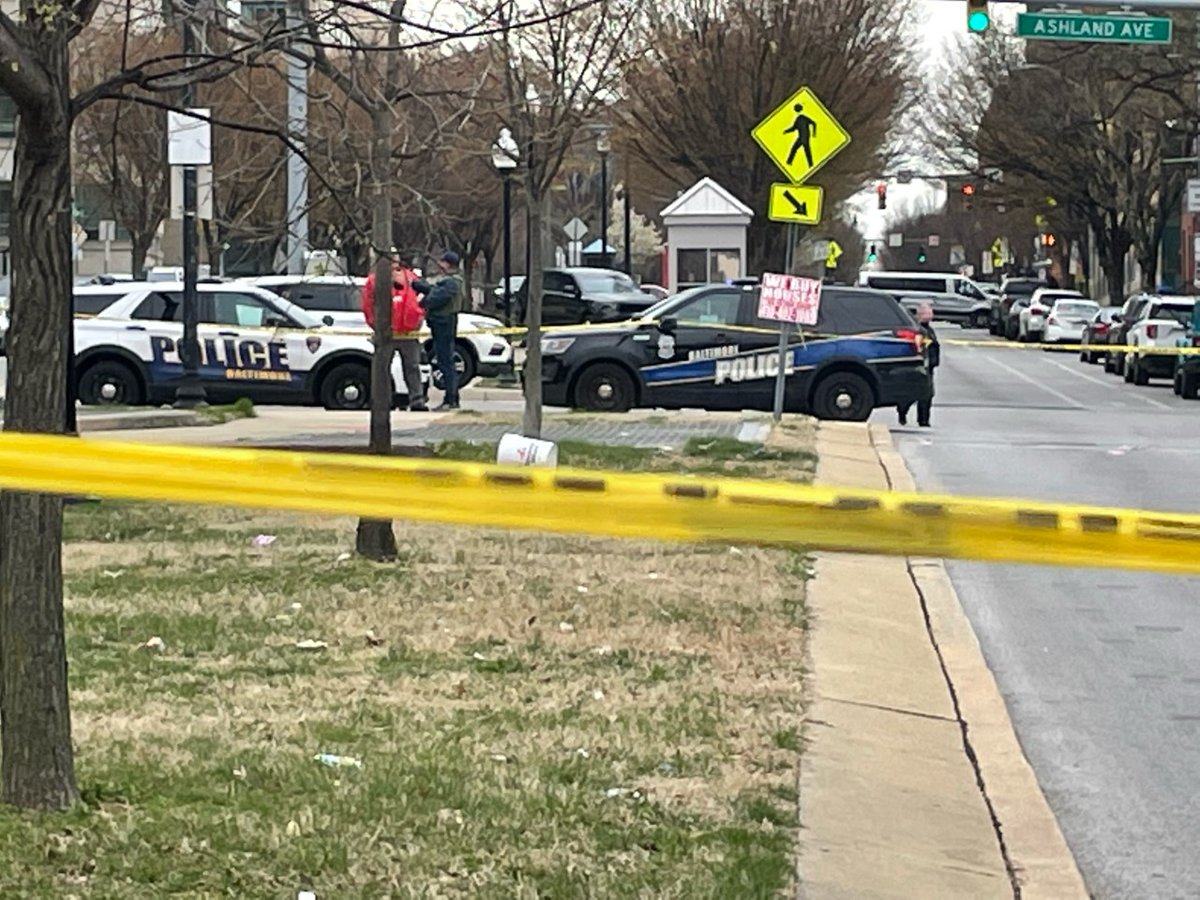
[941,338,1200,356]
[1,433,1198,576]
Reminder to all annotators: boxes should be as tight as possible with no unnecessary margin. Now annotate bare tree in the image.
[620,0,917,273]
[926,32,1199,301]
[482,0,635,437]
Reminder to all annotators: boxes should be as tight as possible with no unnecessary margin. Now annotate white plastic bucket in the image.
[497,432,559,468]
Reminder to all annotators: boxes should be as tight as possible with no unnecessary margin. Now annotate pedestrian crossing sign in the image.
[751,85,852,185]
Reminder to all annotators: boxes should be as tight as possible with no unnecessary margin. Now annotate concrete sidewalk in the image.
[798,422,1087,899]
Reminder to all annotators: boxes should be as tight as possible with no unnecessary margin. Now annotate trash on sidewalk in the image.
[313,753,363,769]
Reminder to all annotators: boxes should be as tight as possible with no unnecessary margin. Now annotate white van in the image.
[857,271,992,328]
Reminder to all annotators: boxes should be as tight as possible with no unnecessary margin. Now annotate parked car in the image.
[857,270,992,327]
[72,282,430,409]
[241,274,512,388]
[1079,306,1123,364]
[538,282,928,420]
[1017,288,1086,342]
[992,277,1042,337]
[1005,296,1034,341]
[1172,300,1200,398]
[1120,296,1194,385]
[493,275,526,302]
[1105,294,1153,374]
[507,267,659,326]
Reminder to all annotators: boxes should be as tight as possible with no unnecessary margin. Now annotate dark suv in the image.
[508,267,658,325]
[538,282,927,420]
[991,277,1041,337]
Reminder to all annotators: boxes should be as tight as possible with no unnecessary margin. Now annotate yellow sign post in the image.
[767,183,823,225]
[751,86,852,186]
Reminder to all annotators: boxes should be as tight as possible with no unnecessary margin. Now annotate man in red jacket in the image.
[362,253,427,411]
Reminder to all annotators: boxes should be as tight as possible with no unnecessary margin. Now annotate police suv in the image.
[539,282,928,420]
[73,282,430,409]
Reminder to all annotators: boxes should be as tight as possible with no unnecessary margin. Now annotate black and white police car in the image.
[73,282,430,409]
[538,282,928,421]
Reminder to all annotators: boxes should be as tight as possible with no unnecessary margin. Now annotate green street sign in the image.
[1016,12,1173,45]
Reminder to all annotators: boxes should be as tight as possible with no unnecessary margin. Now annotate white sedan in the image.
[1044,298,1100,345]
[241,275,513,388]
[1019,288,1086,342]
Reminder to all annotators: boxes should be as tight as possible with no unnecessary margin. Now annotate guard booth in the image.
[660,177,753,294]
[581,239,616,268]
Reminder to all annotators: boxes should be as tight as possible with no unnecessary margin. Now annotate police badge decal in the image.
[657,334,675,360]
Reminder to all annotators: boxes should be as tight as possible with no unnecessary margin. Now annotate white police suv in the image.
[73,282,430,409]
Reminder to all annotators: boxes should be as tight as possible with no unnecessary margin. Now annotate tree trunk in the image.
[0,51,80,811]
[355,104,397,562]
[130,232,151,281]
[522,179,544,439]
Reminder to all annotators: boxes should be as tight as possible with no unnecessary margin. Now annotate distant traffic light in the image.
[867,244,878,263]
[966,0,989,33]
[962,183,975,211]
[1044,233,1057,247]
[917,247,927,264]
[876,183,887,210]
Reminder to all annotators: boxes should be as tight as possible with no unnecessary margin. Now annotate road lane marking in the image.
[985,355,1086,409]
[1039,357,1173,409]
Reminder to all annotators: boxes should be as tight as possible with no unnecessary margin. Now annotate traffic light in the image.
[962,183,975,211]
[1044,233,1057,247]
[917,247,927,265]
[876,183,887,210]
[966,0,989,33]
[867,244,878,263]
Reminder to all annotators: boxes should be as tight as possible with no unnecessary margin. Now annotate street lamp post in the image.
[596,129,611,267]
[492,128,519,327]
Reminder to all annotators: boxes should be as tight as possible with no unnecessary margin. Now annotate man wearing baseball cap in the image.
[413,251,464,410]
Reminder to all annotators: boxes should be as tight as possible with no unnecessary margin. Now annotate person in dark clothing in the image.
[898,303,940,428]
[412,251,464,410]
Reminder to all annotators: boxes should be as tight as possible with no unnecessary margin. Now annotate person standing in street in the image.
[897,302,939,428]
[362,253,427,411]
[413,251,464,411]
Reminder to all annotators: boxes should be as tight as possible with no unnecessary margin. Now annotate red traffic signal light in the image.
[876,183,887,210]
[962,184,976,196]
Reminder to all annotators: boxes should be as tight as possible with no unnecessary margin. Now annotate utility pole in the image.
[284,0,308,275]
[173,9,206,408]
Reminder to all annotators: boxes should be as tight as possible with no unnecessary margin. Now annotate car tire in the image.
[1123,356,1135,383]
[572,362,636,413]
[1133,358,1150,386]
[1183,371,1199,400]
[319,361,371,410]
[1080,350,1089,363]
[811,371,874,422]
[77,359,144,406]
[426,340,478,390]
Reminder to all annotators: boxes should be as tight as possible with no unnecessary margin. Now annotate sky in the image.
[848,1,1022,241]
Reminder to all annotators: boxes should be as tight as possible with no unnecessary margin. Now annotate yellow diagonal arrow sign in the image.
[768,183,823,225]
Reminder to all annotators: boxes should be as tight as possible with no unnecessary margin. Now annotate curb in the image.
[868,424,1088,899]
[76,410,206,433]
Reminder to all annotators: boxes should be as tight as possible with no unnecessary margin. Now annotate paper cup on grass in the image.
[497,433,558,468]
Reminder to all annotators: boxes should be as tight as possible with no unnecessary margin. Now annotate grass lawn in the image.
[0,421,816,898]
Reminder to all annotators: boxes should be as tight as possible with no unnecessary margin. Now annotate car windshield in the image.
[575,271,641,294]
[636,285,715,321]
[1052,302,1098,317]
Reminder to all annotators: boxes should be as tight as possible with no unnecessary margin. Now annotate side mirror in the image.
[659,316,677,334]
[322,315,334,326]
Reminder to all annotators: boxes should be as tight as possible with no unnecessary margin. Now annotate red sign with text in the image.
[758,273,822,325]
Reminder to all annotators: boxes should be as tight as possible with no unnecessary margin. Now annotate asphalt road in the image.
[876,331,1200,899]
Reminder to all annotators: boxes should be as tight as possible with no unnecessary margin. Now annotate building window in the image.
[0,91,15,138]
[677,248,741,290]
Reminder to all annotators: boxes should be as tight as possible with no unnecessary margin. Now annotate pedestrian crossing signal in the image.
[967,0,989,33]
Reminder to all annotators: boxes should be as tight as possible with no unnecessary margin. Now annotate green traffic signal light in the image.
[967,10,989,31]
[917,248,927,264]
